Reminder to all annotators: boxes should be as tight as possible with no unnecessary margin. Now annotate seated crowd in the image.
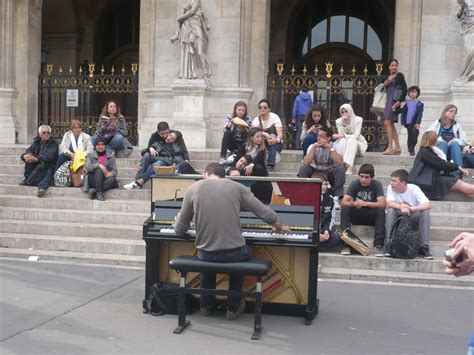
[19,94,474,260]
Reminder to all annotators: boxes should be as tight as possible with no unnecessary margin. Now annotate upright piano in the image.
[142,175,322,324]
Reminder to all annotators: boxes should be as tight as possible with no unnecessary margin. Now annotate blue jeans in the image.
[197,244,251,312]
[92,133,124,154]
[267,142,283,167]
[464,153,474,168]
[302,132,317,156]
[437,140,463,166]
[294,115,305,149]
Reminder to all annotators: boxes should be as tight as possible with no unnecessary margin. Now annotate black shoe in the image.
[267,165,274,172]
[418,247,434,260]
[89,189,97,200]
[96,192,105,201]
[37,188,46,198]
[19,179,28,186]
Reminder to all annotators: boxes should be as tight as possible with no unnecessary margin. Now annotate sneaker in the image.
[37,188,46,198]
[96,192,106,201]
[123,181,141,190]
[374,246,384,257]
[418,248,434,260]
[341,246,351,255]
[384,252,392,257]
[333,197,341,210]
[200,307,211,317]
[226,299,246,321]
[89,188,97,200]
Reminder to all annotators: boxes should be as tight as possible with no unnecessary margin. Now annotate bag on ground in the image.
[386,215,420,259]
[147,282,193,316]
[54,161,71,187]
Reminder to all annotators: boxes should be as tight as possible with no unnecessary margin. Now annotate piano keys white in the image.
[158,228,309,240]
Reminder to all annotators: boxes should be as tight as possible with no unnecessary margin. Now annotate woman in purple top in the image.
[382,59,407,155]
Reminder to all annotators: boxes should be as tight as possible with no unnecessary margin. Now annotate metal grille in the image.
[267,62,387,151]
[38,63,139,145]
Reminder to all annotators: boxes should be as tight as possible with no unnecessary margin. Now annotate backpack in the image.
[54,161,71,187]
[386,215,420,259]
[146,282,194,316]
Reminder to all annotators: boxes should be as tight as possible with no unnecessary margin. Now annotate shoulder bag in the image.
[370,83,386,116]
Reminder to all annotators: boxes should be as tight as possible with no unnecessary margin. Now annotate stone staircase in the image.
[1,144,473,287]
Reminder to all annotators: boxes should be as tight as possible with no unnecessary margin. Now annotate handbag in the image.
[71,166,85,187]
[370,84,387,115]
[54,161,71,187]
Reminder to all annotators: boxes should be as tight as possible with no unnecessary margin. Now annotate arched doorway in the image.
[268,0,395,150]
[39,0,140,144]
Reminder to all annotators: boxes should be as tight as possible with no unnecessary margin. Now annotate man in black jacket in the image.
[20,125,59,197]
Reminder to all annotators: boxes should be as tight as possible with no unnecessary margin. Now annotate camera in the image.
[444,248,464,267]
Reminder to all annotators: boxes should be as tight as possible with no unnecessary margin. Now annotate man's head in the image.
[165,131,178,144]
[390,169,409,193]
[157,121,170,140]
[358,164,375,186]
[204,163,225,179]
[235,154,252,171]
[316,127,331,144]
[38,125,52,142]
[227,167,241,176]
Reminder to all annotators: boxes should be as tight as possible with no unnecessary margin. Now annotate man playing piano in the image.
[174,163,291,320]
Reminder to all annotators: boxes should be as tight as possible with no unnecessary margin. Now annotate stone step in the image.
[348,224,474,242]
[0,184,151,200]
[0,233,144,256]
[1,193,472,214]
[0,195,150,213]
[319,267,474,287]
[0,220,143,239]
[0,247,145,267]
[0,206,149,226]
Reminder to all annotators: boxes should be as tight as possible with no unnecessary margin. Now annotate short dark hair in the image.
[227,167,240,176]
[390,169,409,183]
[358,164,375,178]
[318,127,332,137]
[408,85,421,97]
[157,121,169,132]
[95,137,107,147]
[258,99,271,108]
[205,163,225,178]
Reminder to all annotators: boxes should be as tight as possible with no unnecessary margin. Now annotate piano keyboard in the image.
[159,228,309,240]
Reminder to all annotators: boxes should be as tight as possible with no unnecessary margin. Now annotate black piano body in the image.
[143,175,322,324]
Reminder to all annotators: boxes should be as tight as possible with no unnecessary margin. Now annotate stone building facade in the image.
[0,0,472,147]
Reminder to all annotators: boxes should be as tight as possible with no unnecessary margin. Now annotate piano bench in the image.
[169,255,272,340]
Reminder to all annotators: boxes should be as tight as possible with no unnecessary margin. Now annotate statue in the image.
[170,0,212,80]
[456,0,474,81]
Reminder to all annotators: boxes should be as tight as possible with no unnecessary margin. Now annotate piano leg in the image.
[305,247,319,325]
[143,239,160,313]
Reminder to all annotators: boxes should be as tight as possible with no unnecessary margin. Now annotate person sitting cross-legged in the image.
[20,125,59,197]
[340,164,386,257]
[385,169,433,259]
[297,127,346,208]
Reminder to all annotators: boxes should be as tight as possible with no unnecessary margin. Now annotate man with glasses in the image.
[20,125,59,197]
[340,164,386,256]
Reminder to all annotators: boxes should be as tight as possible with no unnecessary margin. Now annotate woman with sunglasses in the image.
[250,99,283,171]
[82,138,118,201]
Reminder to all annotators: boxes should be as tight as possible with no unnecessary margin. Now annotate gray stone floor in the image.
[1,258,472,354]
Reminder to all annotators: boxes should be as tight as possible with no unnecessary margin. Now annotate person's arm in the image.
[291,97,299,121]
[59,133,70,155]
[174,187,195,235]
[455,124,469,147]
[177,0,200,22]
[107,155,118,177]
[357,196,385,209]
[38,141,59,164]
[341,194,354,207]
[445,232,474,276]
[410,201,431,212]
[176,133,190,161]
[300,122,308,142]
[420,148,458,172]
[396,73,408,102]
[85,155,98,173]
[329,146,343,165]
[84,134,94,154]
[118,115,128,136]
[223,114,232,132]
[415,102,424,126]
[303,144,317,165]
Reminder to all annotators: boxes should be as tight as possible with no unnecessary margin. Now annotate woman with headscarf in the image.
[332,104,368,175]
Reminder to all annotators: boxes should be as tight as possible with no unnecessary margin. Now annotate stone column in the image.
[0,0,17,143]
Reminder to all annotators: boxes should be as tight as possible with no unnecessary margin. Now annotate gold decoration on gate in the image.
[325,62,333,78]
[88,63,95,78]
[131,63,138,75]
[276,62,284,75]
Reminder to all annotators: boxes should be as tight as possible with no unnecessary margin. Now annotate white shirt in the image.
[386,183,429,207]
[251,112,282,130]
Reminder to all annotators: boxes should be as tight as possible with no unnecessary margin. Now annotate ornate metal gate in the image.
[38,63,139,145]
[267,62,387,151]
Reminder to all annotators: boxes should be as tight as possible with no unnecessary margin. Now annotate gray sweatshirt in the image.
[175,178,279,251]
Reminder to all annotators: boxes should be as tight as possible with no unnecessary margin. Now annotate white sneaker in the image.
[123,181,141,190]
[333,197,341,210]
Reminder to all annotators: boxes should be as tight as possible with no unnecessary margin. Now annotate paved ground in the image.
[1,258,473,355]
